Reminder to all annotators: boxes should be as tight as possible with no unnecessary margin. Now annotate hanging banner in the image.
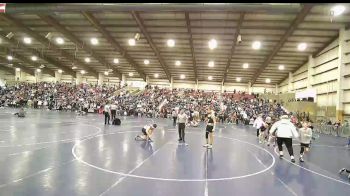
[0,3,6,13]
[295,88,316,102]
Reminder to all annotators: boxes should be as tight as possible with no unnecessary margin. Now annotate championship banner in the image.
[0,3,6,13]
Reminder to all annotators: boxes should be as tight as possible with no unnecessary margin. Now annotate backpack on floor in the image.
[113,118,121,125]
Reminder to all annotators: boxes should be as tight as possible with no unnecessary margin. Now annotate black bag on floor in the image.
[113,118,121,125]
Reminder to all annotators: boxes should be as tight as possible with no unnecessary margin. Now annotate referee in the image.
[177,109,188,143]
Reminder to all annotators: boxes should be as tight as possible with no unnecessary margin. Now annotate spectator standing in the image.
[110,102,117,120]
[172,109,177,127]
[104,102,111,125]
[334,120,341,136]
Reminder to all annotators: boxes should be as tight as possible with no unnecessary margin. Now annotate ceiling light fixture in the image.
[6,32,14,39]
[236,77,241,82]
[134,33,140,41]
[15,68,21,71]
[331,5,346,16]
[128,38,136,46]
[104,71,109,76]
[85,57,91,63]
[113,58,119,64]
[237,34,242,44]
[45,32,52,40]
[55,37,64,45]
[31,56,37,61]
[129,72,134,77]
[265,78,271,83]
[36,69,41,73]
[208,61,215,67]
[144,59,150,65]
[180,74,186,79]
[23,37,32,44]
[298,43,307,51]
[72,66,77,70]
[80,70,86,74]
[175,60,181,66]
[167,39,175,47]
[278,65,285,70]
[58,69,63,73]
[208,76,213,80]
[7,55,13,61]
[252,41,261,50]
[90,37,99,45]
[208,39,217,50]
[154,73,159,78]
[243,63,249,69]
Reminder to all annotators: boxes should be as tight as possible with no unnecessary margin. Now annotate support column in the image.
[275,84,278,95]
[98,73,104,85]
[221,81,224,93]
[248,82,252,94]
[336,27,346,121]
[307,55,314,89]
[170,76,174,90]
[76,72,82,85]
[288,72,293,92]
[35,70,42,83]
[195,79,198,91]
[146,75,150,85]
[121,74,126,87]
[15,69,24,82]
[55,71,62,83]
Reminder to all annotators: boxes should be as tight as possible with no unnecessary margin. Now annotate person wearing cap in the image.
[269,115,299,163]
[135,123,157,142]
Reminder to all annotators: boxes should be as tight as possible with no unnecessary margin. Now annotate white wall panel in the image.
[313,59,338,74]
[312,69,338,85]
[174,82,195,89]
[198,83,221,91]
[343,91,350,102]
[294,79,307,90]
[317,93,337,107]
[314,47,338,66]
[313,80,338,94]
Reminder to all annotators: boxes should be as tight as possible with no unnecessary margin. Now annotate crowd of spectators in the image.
[0,82,288,126]
[0,82,119,112]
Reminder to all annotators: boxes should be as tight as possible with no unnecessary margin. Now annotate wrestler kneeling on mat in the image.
[135,124,157,142]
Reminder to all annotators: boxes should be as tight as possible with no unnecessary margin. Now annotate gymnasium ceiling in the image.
[0,3,350,85]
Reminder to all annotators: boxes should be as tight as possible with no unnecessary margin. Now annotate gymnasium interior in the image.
[0,3,350,196]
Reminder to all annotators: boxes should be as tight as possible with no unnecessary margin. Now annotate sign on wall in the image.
[295,88,316,102]
[0,3,6,13]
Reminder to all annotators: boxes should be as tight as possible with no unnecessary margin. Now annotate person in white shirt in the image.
[177,109,188,143]
[110,102,117,120]
[253,115,266,144]
[270,115,299,163]
[298,122,312,162]
[104,102,111,125]
[172,109,178,127]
